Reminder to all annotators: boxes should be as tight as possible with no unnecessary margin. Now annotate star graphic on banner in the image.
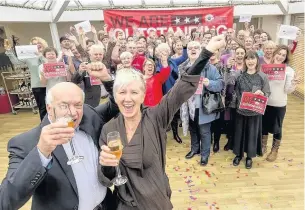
[175,17,181,24]
[194,16,200,23]
[184,17,190,24]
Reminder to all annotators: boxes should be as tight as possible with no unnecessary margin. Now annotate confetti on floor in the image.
[205,170,212,178]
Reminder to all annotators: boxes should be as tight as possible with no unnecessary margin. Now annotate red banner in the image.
[43,62,67,79]
[239,92,268,115]
[103,7,233,37]
[261,64,286,81]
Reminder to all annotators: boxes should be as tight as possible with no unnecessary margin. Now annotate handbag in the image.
[201,67,225,114]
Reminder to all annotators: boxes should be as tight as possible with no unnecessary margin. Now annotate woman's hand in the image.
[70,26,76,34]
[91,25,97,34]
[160,53,168,68]
[254,90,264,96]
[292,71,301,85]
[203,78,210,86]
[205,34,226,53]
[117,64,124,70]
[99,145,119,166]
[67,35,79,45]
[227,57,235,68]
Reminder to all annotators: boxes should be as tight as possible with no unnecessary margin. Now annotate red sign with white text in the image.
[103,7,233,37]
[239,92,268,115]
[43,62,67,78]
[195,76,205,95]
[261,64,286,81]
[90,75,102,86]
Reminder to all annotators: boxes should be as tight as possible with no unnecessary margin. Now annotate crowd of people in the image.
[1,20,302,210]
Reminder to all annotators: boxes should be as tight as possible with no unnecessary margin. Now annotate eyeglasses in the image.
[187,46,200,50]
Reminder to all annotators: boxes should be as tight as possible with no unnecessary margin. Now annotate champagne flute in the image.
[107,131,128,186]
[53,105,84,165]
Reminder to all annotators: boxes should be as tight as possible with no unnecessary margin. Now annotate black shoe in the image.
[245,157,252,169]
[185,151,200,159]
[172,124,182,144]
[200,156,209,166]
[233,156,242,166]
[173,134,182,144]
[224,139,231,151]
[213,141,220,153]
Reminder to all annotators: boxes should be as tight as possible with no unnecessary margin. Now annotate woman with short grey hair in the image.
[98,35,226,210]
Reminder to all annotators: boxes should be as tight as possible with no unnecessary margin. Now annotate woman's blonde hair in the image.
[113,68,146,99]
[30,37,48,49]
[262,40,276,50]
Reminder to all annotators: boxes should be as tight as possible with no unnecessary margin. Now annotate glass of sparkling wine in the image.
[107,131,128,186]
[54,106,84,165]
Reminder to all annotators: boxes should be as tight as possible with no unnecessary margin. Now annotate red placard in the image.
[195,76,205,95]
[261,64,286,81]
[103,7,233,37]
[43,63,67,78]
[239,92,268,115]
[90,76,102,86]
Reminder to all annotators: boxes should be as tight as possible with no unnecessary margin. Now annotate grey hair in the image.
[113,68,146,100]
[45,89,85,105]
[155,43,171,55]
[120,51,133,60]
[89,44,105,55]
[188,41,201,49]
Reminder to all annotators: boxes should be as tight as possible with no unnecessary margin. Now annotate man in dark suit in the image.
[0,62,118,210]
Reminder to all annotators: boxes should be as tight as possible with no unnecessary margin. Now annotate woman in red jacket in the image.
[143,56,171,107]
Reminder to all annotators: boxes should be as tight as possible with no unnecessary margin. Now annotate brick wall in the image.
[290,18,304,99]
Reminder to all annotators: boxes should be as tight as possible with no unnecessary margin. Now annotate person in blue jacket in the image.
[155,41,188,143]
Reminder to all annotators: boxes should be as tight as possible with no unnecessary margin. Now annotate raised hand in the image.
[67,35,78,43]
[79,62,88,73]
[37,122,74,158]
[70,26,76,34]
[160,53,169,67]
[117,64,124,70]
[227,57,236,68]
[103,24,108,31]
[91,25,97,34]
[87,62,112,81]
[292,71,301,85]
[205,34,226,53]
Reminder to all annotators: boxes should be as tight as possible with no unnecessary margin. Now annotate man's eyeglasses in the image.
[187,46,200,50]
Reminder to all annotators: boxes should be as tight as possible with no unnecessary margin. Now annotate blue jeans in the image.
[189,110,212,158]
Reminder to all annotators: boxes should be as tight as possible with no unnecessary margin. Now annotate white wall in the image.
[0,21,104,46]
[0,15,284,47]
[261,15,283,42]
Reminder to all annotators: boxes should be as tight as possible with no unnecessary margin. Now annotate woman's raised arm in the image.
[151,35,226,130]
